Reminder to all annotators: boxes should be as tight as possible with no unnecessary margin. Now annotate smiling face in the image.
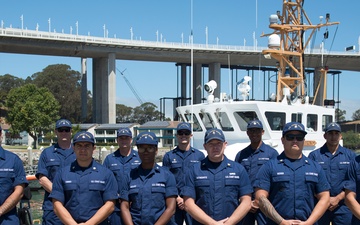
[176,129,192,146]
[246,128,264,143]
[55,127,72,142]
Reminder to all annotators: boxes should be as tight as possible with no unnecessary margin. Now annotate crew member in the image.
[255,122,330,225]
[36,119,75,225]
[309,122,355,225]
[183,128,252,225]
[235,119,278,225]
[50,131,118,225]
[163,122,205,225]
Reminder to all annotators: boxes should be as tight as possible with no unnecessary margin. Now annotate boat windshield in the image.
[233,111,259,131]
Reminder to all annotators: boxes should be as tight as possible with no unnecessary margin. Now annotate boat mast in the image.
[262,0,339,103]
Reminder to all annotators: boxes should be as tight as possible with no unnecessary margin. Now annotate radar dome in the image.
[268,34,280,49]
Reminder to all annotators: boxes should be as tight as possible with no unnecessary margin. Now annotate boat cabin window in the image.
[233,111,258,131]
[184,113,203,132]
[215,112,234,131]
[291,113,302,123]
[322,115,333,131]
[265,112,286,131]
[199,112,215,130]
[307,114,318,131]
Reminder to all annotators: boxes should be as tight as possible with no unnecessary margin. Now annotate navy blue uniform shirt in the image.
[162,146,205,192]
[235,142,279,187]
[36,143,76,211]
[0,147,28,225]
[49,159,118,225]
[182,156,253,225]
[255,152,330,225]
[120,164,177,225]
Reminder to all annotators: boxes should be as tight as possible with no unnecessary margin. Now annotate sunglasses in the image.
[138,146,156,153]
[57,128,71,133]
[177,130,191,136]
[285,134,305,141]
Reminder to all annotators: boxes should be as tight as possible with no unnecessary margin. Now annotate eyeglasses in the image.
[57,128,71,133]
[285,134,305,141]
[177,130,191,136]
[138,146,156,153]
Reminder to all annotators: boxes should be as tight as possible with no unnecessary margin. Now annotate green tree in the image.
[133,102,163,124]
[5,84,60,149]
[0,74,25,105]
[30,64,82,122]
[352,109,360,121]
[342,130,360,150]
[336,108,346,122]
[116,104,133,123]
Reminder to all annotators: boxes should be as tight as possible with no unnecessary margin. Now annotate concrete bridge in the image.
[1,27,359,123]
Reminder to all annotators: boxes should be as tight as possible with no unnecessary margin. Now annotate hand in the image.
[279,219,302,225]
[250,200,259,213]
[217,217,229,224]
[328,196,339,211]
[177,196,185,210]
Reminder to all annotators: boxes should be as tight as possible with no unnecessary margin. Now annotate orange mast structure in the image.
[262,0,339,104]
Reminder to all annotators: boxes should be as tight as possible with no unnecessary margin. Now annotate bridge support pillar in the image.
[209,62,221,98]
[92,54,116,123]
[180,64,187,106]
[193,64,202,104]
[81,58,87,122]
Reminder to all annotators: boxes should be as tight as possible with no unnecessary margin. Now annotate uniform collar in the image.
[113,148,137,157]
[201,156,233,169]
[174,146,195,152]
[320,143,344,156]
[71,159,98,172]
[277,152,309,165]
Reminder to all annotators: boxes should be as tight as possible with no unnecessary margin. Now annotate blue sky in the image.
[0,0,359,120]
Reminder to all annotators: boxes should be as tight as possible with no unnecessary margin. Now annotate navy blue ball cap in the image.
[117,127,132,137]
[73,131,95,144]
[247,119,263,129]
[55,119,72,129]
[177,122,192,132]
[204,128,225,143]
[282,122,307,136]
[325,122,341,133]
[136,131,158,145]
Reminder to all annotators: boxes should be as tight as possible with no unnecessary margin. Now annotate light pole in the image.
[70,26,72,35]
[20,15,23,30]
[130,27,133,40]
[156,30,158,42]
[181,32,184,44]
[217,37,219,46]
[103,24,106,38]
[48,18,51,32]
[36,23,39,31]
[205,26,208,47]
[76,21,78,35]
[1,20,3,29]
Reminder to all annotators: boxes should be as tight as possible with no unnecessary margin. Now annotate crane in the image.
[117,68,144,105]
